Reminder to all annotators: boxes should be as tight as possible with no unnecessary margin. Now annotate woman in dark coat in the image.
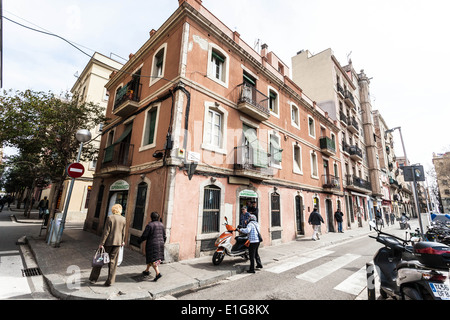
[138,211,166,281]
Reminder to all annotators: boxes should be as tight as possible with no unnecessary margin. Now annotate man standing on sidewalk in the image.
[308,206,324,240]
[334,208,344,233]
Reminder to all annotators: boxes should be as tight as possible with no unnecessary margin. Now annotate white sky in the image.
[2,0,450,172]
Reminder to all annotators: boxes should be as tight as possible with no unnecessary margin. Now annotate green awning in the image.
[103,125,132,163]
[243,73,256,86]
[243,126,268,168]
[270,135,283,163]
[211,51,225,63]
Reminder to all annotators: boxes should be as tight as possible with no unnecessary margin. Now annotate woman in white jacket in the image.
[238,214,263,273]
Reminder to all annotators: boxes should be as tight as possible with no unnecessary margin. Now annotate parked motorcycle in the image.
[399,215,411,230]
[212,217,249,265]
[369,220,450,300]
[424,221,450,245]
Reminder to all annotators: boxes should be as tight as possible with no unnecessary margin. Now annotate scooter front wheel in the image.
[212,251,225,265]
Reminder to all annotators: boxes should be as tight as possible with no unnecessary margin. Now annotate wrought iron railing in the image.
[346,174,371,191]
[237,83,270,116]
[102,142,134,167]
[322,174,340,190]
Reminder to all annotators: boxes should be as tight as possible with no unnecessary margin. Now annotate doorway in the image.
[104,190,128,227]
[295,195,304,235]
[325,199,334,232]
[238,189,258,223]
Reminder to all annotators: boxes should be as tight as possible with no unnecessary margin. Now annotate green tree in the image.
[0,89,107,219]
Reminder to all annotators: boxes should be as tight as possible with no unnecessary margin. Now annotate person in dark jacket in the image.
[334,208,344,233]
[308,206,324,241]
[138,211,166,281]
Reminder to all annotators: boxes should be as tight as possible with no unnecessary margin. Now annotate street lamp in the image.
[385,126,422,233]
[53,129,91,247]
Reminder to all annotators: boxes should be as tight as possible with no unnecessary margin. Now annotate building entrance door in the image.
[295,195,304,235]
[326,199,334,232]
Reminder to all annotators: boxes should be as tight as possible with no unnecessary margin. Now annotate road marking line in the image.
[266,250,334,274]
[334,265,367,295]
[295,253,360,283]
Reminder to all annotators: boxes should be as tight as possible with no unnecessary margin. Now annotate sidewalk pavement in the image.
[10,206,417,300]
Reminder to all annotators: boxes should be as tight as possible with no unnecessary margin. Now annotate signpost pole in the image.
[54,129,91,247]
[54,142,84,247]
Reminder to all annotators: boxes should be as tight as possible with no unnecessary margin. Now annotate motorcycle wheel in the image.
[212,252,225,265]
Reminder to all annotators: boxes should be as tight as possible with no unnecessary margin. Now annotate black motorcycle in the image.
[369,221,450,300]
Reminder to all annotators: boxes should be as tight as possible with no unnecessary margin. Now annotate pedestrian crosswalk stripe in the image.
[333,265,367,296]
[295,253,361,283]
[266,250,334,274]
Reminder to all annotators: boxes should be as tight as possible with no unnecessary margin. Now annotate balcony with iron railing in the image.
[342,142,363,161]
[345,174,371,193]
[113,80,142,117]
[348,144,363,161]
[348,116,359,134]
[319,136,336,156]
[100,142,134,175]
[389,177,400,189]
[339,110,348,126]
[322,174,340,190]
[344,90,356,109]
[337,83,345,99]
[234,145,274,180]
[236,83,270,121]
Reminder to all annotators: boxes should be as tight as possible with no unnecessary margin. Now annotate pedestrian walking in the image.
[384,211,390,226]
[237,214,262,273]
[138,211,166,281]
[334,208,344,233]
[308,206,324,240]
[89,204,126,286]
[38,196,49,219]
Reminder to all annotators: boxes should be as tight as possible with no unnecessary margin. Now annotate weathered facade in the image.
[292,50,379,228]
[85,0,346,261]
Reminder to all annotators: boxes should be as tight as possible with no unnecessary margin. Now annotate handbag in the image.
[92,247,110,267]
[252,222,263,242]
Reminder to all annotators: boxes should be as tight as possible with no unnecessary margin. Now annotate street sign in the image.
[66,162,85,178]
[403,165,425,182]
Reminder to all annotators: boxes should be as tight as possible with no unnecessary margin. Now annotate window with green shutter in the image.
[147,108,158,145]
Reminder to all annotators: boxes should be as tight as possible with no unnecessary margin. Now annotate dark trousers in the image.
[89,246,121,285]
[248,242,262,271]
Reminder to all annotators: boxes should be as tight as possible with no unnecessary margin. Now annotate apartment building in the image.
[292,49,383,228]
[85,0,343,261]
[432,152,450,213]
[48,52,123,222]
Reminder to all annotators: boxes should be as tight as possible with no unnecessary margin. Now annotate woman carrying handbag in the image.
[237,214,263,273]
[89,204,126,286]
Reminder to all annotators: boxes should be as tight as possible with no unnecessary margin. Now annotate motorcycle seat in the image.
[396,260,425,270]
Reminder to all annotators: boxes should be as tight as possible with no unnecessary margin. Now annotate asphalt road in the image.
[172,229,397,300]
[0,207,56,300]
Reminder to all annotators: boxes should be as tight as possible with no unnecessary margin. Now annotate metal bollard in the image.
[366,262,376,300]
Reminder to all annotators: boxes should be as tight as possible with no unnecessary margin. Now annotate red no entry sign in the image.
[67,162,85,178]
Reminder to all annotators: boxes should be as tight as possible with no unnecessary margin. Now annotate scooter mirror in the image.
[224,216,228,224]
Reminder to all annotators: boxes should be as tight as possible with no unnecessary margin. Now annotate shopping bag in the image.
[92,247,110,267]
[117,246,124,266]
